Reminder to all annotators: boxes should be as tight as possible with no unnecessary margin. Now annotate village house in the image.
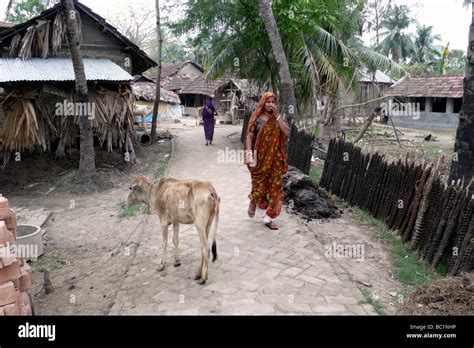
[383,75,463,131]
[156,60,258,124]
[0,2,156,164]
[131,74,182,123]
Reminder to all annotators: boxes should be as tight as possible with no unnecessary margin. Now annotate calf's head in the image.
[127,176,151,205]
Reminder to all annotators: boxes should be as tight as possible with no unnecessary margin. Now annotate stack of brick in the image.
[0,195,33,315]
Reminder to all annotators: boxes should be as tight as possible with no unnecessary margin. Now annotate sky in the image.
[0,0,471,51]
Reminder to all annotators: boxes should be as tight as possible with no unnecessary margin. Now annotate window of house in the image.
[432,97,447,113]
[411,97,426,111]
[453,98,463,113]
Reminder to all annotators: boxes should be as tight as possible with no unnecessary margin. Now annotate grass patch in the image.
[360,287,385,315]
[425,144,444,157]
[354,207,440,288]
[31,261,64,274]
[155,151,172,179]
[119,201,148,218]
[309,166,323,185]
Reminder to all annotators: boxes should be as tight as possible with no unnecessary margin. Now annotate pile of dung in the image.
[397,273,474,315]
[283,166,341,220]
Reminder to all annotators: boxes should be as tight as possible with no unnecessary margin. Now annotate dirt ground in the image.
[3,131,173,314]
[344,122,456,176]
[1,119,408,315]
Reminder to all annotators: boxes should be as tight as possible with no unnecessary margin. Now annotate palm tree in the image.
[450,0,474,183]
[414,25,441,63]
[6,0,96,183]
[378,4,415,63]
[257,0,298,125]
[61,0,96,182]
[150,0,162,143]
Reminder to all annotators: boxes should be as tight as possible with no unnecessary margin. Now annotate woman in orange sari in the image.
[244,92,289,230]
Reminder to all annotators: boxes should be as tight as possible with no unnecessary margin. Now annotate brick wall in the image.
[0,195,33,316]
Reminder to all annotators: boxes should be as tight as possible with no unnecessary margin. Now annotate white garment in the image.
[263,214,273,224]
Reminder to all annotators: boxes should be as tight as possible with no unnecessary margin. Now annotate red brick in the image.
[7,230,16,244]
[0,281,16,306]
[0,197,9,210]
[5,214,16,230]
[21,263,32,277]
[19,270,31,292]
[12,278,20,290]
[0,208,12,220]
[0,221,8,245]
[20,304,32,316]
[2,302,19,315]
[21,291,31,306]
[0,260,21,283]
[1,256,16,267]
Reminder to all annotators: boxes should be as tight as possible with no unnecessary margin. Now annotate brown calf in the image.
[127,176,219,284]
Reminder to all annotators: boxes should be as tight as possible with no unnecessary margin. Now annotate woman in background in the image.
[202,98,217,146]
[243,92,289,230]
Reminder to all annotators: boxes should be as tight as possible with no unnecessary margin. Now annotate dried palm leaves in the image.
[0,84,135,161]
[10,10,82,60]
[0,90,57,152]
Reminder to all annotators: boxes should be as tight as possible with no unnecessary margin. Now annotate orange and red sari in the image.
[244,92,288,219]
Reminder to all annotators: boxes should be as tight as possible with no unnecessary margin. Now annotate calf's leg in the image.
[194,223,210,285]
[158,223,169,271]
[173,223,181,267]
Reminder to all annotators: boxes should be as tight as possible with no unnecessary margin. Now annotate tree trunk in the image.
[258,0,311,173]
[258,0,298,125]
[62,0,96,180]
[450,2,474,184]
[151,0,163,143]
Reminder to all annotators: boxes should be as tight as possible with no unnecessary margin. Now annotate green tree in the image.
[6,0,55,23]
[365,0,393,46]
[170,0,400,135]
[378,4,415,63]
[414,25,441,63]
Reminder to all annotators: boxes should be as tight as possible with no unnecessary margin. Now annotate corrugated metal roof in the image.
[0,58,133,82]
[357,69,395,84]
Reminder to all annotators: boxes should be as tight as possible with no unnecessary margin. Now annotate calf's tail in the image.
[209,192,219,262]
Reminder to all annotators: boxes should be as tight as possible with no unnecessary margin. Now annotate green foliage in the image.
[425,144,443,158]
[377,4,415,63]
[309,166,323,185]
[119,201,148,218]
[170,0,400,110]
[5,0,51,23]
[354,207,440,288]
[359,287,385,315]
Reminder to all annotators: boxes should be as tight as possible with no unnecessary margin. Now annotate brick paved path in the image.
[109,123,375,315]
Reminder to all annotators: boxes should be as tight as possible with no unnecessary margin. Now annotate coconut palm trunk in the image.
[258,0,298,125]
[61,0,96,180]
[151,0,162,143]
[450,0,474,184]
[258,0,312,172]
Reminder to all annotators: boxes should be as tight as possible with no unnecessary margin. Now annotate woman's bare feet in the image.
[265,222,278,230]
[248,202,256,218]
